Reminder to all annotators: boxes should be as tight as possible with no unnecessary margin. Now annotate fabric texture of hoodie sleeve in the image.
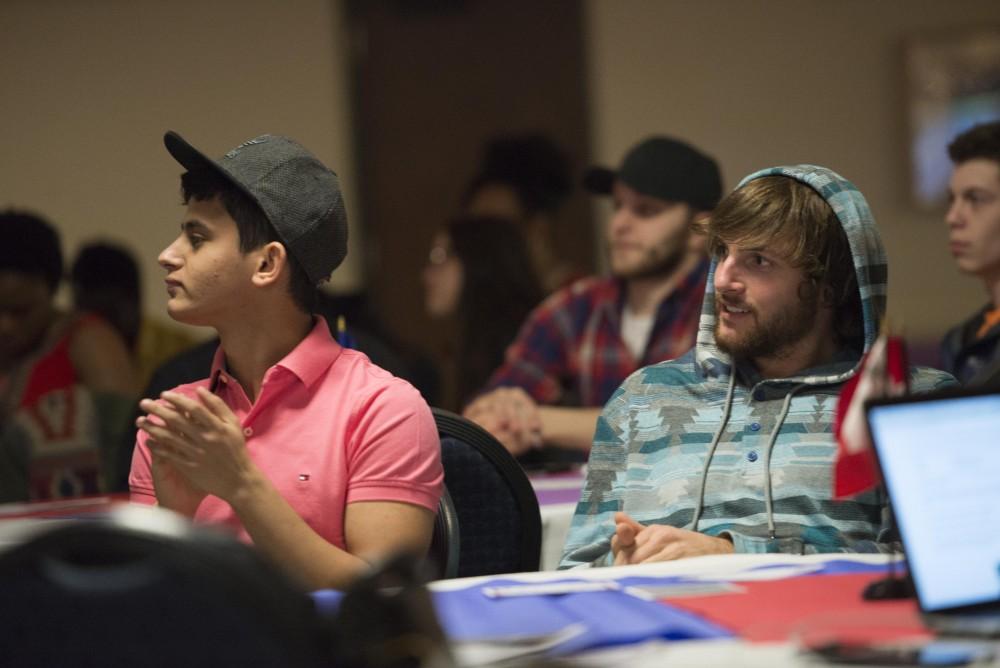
[558,381,633,569]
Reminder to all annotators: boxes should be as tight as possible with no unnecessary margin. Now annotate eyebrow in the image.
[734,244,790,263]
[180,220,211,234]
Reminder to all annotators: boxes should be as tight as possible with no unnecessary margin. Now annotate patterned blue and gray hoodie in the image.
[560,165,955,568]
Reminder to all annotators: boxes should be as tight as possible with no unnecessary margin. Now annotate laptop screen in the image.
[867,391,1000,612]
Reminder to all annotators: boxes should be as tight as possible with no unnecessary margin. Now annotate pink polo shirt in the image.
[129,318,443,549]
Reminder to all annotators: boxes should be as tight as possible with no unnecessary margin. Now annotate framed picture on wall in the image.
[905,26,1000,209]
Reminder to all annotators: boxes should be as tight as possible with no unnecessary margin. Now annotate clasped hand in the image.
[463,387,543,455]
[611,512,734,565]
[137,387,256,505]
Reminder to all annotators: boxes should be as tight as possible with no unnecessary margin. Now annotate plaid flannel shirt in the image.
[481,260,709,408]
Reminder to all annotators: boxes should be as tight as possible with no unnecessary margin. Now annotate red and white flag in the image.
[833,330,909,498]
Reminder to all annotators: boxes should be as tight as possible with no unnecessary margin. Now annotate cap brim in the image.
[163,131,260,208]
[164,131,219,174]
[582,166,615,195]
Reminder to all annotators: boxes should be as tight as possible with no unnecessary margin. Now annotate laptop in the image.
[866,386,1000,637]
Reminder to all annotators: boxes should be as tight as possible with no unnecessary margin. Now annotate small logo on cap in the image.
[225,136,269,159]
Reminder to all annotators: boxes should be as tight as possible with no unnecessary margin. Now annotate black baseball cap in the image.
[164,131,348,285]
[582,136,722,211]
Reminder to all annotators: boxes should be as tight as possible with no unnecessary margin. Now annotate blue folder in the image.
[431,577,732,655]
[312,560,890,656]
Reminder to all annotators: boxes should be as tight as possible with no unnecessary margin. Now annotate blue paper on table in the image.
[812,560,892,576]
[432,578,732,655]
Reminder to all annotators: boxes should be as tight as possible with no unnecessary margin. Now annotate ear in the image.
[250,241,288,288]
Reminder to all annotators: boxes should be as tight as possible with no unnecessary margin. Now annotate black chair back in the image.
[0,507,329,667]
[428,408,541,578]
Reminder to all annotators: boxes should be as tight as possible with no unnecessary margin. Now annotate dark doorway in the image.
[346,0,594,408]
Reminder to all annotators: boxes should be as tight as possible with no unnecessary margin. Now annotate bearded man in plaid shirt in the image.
[464,136,721,459]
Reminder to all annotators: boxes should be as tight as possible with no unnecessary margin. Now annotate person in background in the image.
[71,242,197,390]
[560,166,955,568]
[129,131,442,590]
[422,216,543,411]
[464,137,719,459]
[941,120,1000,386]
[462,133,581,292]
[0,211,136,502]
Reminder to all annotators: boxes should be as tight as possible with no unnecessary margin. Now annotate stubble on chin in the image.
[713,296,746,356]
[713,319,743,358]
[713,295,818,362]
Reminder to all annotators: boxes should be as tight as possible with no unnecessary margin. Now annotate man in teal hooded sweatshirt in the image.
[561,165,955,568]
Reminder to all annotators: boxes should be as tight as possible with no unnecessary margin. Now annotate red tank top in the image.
[14,317,102,499]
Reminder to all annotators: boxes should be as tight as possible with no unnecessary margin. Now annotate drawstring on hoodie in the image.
[690,372,736,532]
[761,383,808,540]
[691,375,809,542]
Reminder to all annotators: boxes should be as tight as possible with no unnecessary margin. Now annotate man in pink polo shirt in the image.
[130,131,442,590]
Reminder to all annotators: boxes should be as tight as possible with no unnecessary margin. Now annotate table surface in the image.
[5,499,996,666]
[430,553,1000,667]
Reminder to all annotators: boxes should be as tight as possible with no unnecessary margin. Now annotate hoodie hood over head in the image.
[695,164,887,387]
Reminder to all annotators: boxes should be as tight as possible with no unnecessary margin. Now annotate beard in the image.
[714,288,820,361]
[611,226,690,281]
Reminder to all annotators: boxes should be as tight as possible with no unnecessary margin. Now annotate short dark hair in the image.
[948,120,1000,166]
[71,242,142,350]
[71,242,140,299]
[461,134,572,218]
[180,169,316,313]
[0,210,63,294]
[707,176,863,351]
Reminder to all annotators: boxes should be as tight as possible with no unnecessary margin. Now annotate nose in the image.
[713,254,744,296]
[158,236,183,272]
[608,206,632,239]
[945,199,963,229]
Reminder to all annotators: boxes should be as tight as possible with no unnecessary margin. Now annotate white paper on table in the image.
[450,623,587,666]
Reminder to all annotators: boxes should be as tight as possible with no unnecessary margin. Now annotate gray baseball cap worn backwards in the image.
[164,130,348,285]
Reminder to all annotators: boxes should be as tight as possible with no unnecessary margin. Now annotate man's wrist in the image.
[225,466,268,509]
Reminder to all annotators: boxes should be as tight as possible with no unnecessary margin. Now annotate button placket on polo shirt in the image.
[240,366,297,445]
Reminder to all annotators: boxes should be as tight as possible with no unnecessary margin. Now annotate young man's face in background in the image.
[607,180,696,281]
[946,158,1000,285]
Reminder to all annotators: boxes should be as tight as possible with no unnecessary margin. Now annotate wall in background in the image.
[5,0,1000,353]
[347,0,592,404]
[1,0,360,340]
[585,0,1000,347]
